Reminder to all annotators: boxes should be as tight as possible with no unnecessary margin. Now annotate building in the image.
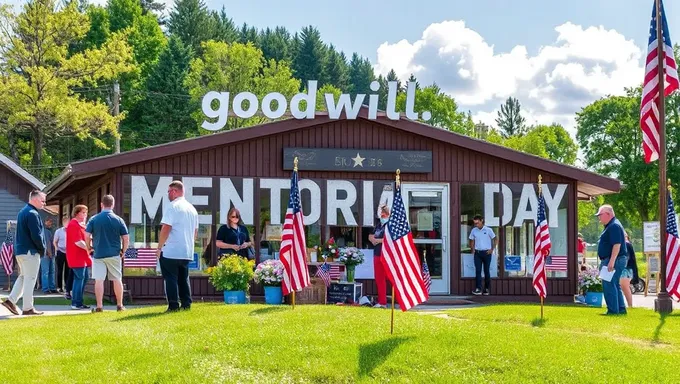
[43,110,620,302]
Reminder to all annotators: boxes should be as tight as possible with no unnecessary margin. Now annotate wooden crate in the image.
[286,278,327,304]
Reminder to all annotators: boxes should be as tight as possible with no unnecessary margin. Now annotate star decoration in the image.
[352,152,365,167]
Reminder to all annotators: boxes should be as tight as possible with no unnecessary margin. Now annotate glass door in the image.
[401,183,449,294]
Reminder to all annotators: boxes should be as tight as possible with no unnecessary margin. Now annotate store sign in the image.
[483,183,568,227]
[200,80,431,131]
[129,175,394,227]
[283,148,432,173]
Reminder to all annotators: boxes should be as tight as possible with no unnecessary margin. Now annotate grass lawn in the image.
[1,303,679,383]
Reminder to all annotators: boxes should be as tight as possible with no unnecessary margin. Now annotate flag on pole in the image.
[381,184,429,311]
[422,257,432,293]
[280,167,311,296]
[665,193,680,300]
[315,262,331,287]
[640,0,679,163]
[532,192,551,298]
[1,227,14,276]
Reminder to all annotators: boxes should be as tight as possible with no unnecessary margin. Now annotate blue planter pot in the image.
[585,291,603,307]
[223,290,247,304]
[264,286,283,305]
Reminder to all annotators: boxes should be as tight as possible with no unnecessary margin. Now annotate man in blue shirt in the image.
[85,195,129,312]
[469,215,497,296]
[2,190,46,316]
[596,204,628,315]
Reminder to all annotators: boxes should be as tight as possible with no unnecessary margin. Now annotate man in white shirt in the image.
[468,215,497,296]
[156,180,198,312]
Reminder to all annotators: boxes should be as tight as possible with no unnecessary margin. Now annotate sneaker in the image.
[49,290,59,294]
[71,305,89,310]
[81,305,91,309]
[116,306,126,312]
[71,305,80,310]
[64,293,72,300]
[472,288,482,296]
[483,289,490,296]
[92,307,104,313]
[373,304,387,309]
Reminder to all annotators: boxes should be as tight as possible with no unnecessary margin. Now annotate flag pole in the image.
[538,174,544,320]
[291,157,298,310]
[654,0,673,314]
[390,169,400,335]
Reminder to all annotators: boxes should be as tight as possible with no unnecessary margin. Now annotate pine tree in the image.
[348,53,375,101]
[495,97,526,138]
[325,44,349,91]
[167,0,216,54]
[406,73,420,90]
[239,23,260,46]
[260,26,293,64]
[293,26,328,88]
[211,6,238,43]
[386,69,402,92]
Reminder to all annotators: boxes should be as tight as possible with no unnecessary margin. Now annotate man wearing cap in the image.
[595,204,628,315]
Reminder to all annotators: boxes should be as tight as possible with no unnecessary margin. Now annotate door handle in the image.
[442,235,446,252]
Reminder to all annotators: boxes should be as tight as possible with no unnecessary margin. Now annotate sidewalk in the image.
[1,290,140,320]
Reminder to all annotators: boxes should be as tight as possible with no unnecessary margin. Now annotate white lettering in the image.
[183,177,212,225]
[220,178,254,225]
[262,92,287,119]
[484,183,500,227]
[291,81,317,119]
[327,180,358,226]
[404,81,418,120]
[299,179,321,224]
[201,91,230,131]
[514,184,538,227]
[368,81,379,119]
[131,176,171,224]
[260,178,290,225]
[386,81,399,120]
[501,184,513,226]
[232,92,258,118]
[363,181,374,225]
[325,93,365,119]
[543,184,568,228]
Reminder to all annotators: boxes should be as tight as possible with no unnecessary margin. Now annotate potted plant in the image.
[254,259,285,305]
[320,237,339,261]
[337,247,365,282]
[578,266,603,307]
[207,255,255,304]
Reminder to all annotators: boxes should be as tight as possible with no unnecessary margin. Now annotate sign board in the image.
[283,148,432,173]
[327,282,362,304]
[648,256,660,273]
[643,221,660,252]
[504,255,522,272]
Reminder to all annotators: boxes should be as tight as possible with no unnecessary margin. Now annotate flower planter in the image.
[223,290,247,304]
[346,265,356,282]
[264,286,283,305]
[584,291,603,307]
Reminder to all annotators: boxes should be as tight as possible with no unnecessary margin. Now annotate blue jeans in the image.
[71,267,89,307]
[40,256,56,292]
[601,256,628,314]
[474,251,492,290]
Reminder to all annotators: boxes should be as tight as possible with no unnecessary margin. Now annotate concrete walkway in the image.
[0,290,141,320]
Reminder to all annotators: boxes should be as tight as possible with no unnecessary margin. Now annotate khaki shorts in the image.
[92,257,123,281]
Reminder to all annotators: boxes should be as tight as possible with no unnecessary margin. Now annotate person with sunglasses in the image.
[216,207,253,260]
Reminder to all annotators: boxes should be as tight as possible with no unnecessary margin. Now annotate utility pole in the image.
[113,81,121,154]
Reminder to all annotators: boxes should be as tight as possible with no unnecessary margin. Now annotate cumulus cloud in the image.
[374,20,644,134]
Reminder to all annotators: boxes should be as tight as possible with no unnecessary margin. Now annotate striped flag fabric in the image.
[665,194,680,301]
[1,227,14,276]
[381,184,429,311]
[315,262,331,287]
[123,247,158,268]
[640,0,679,163]
[422,257,432,293]
[280,167,311,296]
[545,256,567,272]
[532,192,551,298]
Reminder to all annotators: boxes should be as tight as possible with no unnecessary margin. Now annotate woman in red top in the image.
[577,233,587,269]
[66,205,92,310]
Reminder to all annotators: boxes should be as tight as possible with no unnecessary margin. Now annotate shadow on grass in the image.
[113,311,168,322]
[531,317,548,327]
[358,337,413,377]
[248,306,287,316]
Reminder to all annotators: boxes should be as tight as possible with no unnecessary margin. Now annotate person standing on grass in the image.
[469,215,496,296]
[595,204,628,315]
[86,195,129,313]
[67,205,92,310]
[53,215,70,294]
[1,190,47,316]
[156,180,198,312]
[620,230,639,309]
[40,217,57,294]
[368,204,390,308]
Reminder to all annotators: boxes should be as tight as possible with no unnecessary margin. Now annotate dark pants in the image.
[159,256,192,310]
[474,250,492,290]
[55,251,70,291]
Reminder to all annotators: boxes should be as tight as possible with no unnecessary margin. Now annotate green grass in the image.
[1,303,679,383]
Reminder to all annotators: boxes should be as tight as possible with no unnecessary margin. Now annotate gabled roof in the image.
[0,153,45,190]
[43,110,620,199]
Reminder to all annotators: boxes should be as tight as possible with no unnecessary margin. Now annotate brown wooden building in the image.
[43,110,620,303]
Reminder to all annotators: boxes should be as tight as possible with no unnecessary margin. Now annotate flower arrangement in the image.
[337,247,365,267]
[207,255,255,292]
[578,266,603,293]
[317,237,339,259]
[254,259,285,286]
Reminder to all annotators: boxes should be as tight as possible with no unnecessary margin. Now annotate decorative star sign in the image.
[352,152,365,167]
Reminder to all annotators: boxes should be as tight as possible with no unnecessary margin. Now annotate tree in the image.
[185,41,300,130]
[348,53,374,99]
[259,26,292,64]
[211,7,238,44]
[293,26,327,88]
[324,44,349,91]
[139,0,165,18]
[396,84,473,134]
[0,0,134,175]
[315,84,342,111]
[238,22,259,46]
[496,97,526,137]
[406,73,420,90]
[167,0,216,54]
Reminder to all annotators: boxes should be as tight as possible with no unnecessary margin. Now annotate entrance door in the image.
[401,184,449,294]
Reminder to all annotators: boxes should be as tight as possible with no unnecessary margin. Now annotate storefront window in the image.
[326,180,359,248]
[460,184,499,278]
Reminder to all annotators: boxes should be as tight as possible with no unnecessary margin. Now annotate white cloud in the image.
[374,20,644,136]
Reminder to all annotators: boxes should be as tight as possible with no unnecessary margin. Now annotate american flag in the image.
[640,0,679,163]
[280,167,311,296]
[545,256,568,272]
[124,247,158,268]
[665,194,680,301]
[1,227,13,276]
[422,257,432,293]
[381,184,429,311]
[315,262,331,287]
[532,192,551,298]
